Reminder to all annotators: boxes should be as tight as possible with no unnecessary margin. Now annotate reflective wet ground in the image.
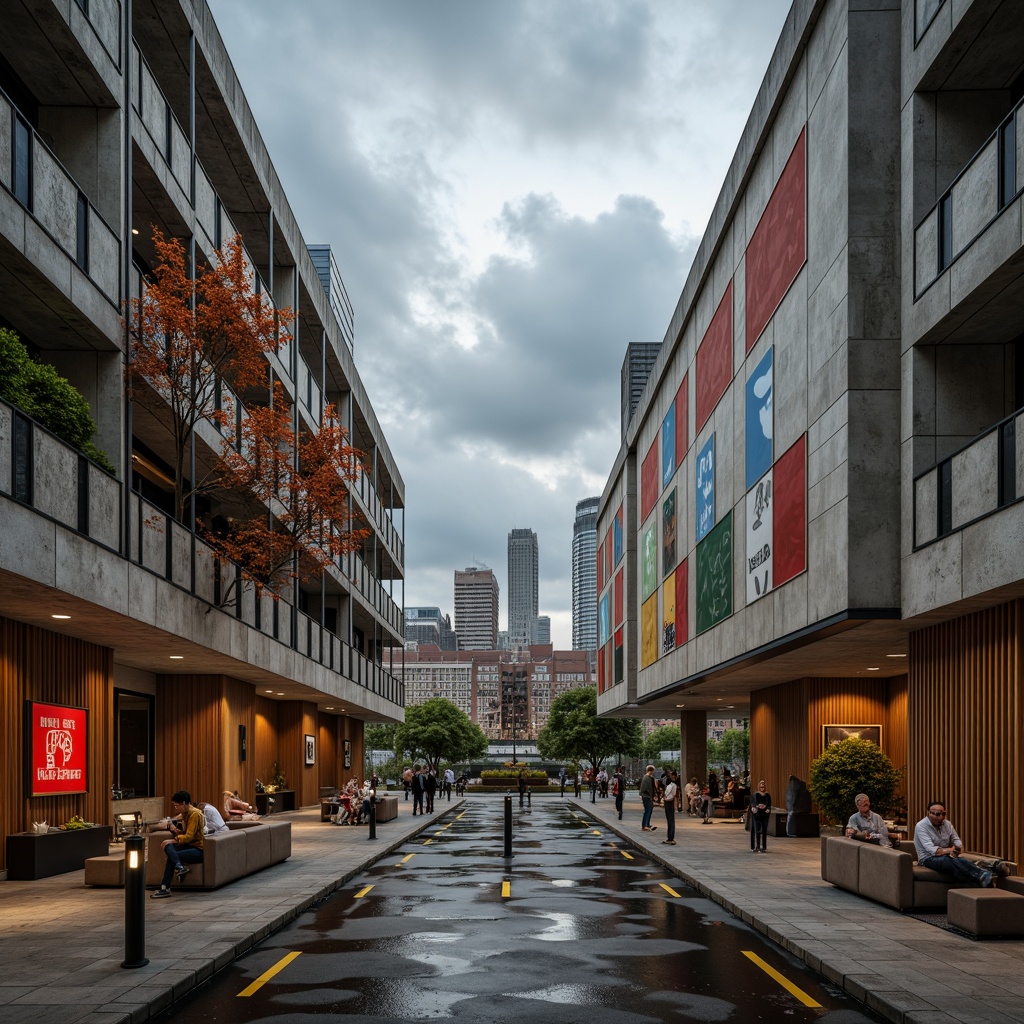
[155,799,885,1022]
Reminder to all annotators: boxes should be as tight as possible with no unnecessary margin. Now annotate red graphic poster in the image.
[773,434,807,587]
[675,375,688,462]
[26,701,88,796]
[696,282,733,430]
[640,439,659,523]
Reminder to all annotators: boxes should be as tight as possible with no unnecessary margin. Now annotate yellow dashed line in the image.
[621,851,634,860]
[742,951,821,1008]
[501,880,511,898]
[424,838,433,844]
[659,883,682,898]
[237,950,301,997]
[354,885,374,898]
[456,811,465,819]
[591,829,601,835]
[399,853,415,864]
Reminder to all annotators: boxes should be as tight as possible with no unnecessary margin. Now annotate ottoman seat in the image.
[947,888,1024,936]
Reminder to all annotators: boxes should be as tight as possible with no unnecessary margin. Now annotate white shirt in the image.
[663,781,678,802]
[846,809,892,847]
[444,768,455,784]
[914,815,963,860]
[203,803,229,835]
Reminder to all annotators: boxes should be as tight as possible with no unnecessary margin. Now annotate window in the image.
[75,191,89,271]
[938,193,952,272]
[938,459,953,537]
[999,117,1017,210]
[13,113,31,208]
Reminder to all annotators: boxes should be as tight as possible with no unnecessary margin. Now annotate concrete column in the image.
[679,710,707,785]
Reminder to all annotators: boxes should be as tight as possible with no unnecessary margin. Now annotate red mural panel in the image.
[606,529,613,578]
[614,570,623,626]
[696,281,733,430]
[745,128,807,351]
[597,541,604,591]
[597,644,606,693]
[640,440,659,522]
[613,629,623,684]
[773,434,806,587]
[675,375,688,460]
[674,558,688,646]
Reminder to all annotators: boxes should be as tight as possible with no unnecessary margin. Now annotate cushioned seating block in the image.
[859,842,914,910]
[821,836,861,893]
[947,888,1024,936]
[375,796,399,822]
[242,822,273,873]
[85,852,126,886]
[268,821,292,863]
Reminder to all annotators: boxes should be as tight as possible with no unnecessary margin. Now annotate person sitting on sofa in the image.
[845,793,892,847]
[223,790,257,820]
[151,790,205,899]
[200,800,229,835]
[913,801,993,888]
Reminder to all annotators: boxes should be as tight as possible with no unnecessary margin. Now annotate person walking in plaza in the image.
[913,802,997,887]
[151,790,204,898]
[750,779,771,852]
[443,766,455,801]
[403,766,413,801]
[559,766,567,796]
[425,767,437,812]
[574,769,582,798]
[613,764,626,820]
[639,765,657,831]
[662,771,678,845]
[411,765,426,815]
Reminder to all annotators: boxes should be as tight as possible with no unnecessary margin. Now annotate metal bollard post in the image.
[121,834,149,969]
[503,794,512,858]
[368,799,377,840]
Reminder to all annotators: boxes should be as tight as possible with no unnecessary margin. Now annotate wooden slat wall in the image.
[0,617,112,871]
[278,701,318,807]
[254,695,280,790]
[220,676,256,801]
[909,601,1022,862]
[319,713,340,789]
[751,675,909,819]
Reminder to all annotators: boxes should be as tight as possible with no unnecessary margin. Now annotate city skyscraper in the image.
[507,528,539,649]
[533,615,551,645]
[453,567,499,650]
[621,343,661,437]
[572,497,600,651]
[404,606,458,651]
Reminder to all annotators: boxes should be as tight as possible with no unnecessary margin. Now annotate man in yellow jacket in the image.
[151,790,205,898]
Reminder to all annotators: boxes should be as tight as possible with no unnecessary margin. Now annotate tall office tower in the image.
[404,607,458,651]
[533,616,551,644]
[572,496,600,651]
[306,245,355,354]
[507,528,539,648]
[621,343,661,437]
[454,568,499,650]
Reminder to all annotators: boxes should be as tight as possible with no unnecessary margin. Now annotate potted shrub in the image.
[809,737,902,827]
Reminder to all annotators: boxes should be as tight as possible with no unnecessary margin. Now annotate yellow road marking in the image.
[424,838,433,844]
[399,853,415,864]
[456,811,465,819]
[591,829,601,835]
[659,883,681,898]
[501,880,511,898]
[354,885,374,898]
[621,851,634,860]
[741,951,821,1008]
[237,951,301,997]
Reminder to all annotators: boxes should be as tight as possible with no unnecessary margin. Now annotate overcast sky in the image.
[208,1,791,648]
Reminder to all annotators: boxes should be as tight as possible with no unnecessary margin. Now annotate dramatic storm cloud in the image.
[209,0,790,645]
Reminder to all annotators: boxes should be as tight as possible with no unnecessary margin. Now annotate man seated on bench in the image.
[151,790,204,899]
[845,793,892,847]
[914,801,994,887]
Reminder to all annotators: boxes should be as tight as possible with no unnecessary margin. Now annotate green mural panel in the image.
[641,523,657,601]
[696,511,732,634]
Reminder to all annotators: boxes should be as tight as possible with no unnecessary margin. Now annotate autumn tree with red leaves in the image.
[127,229,369,601]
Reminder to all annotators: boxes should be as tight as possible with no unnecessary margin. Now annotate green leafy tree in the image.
[808,738,902,826]
[0,328,115,472]
[537,686,642,772]
[394,698,488,773]
[642,725,681,762]
[707,728,749,773]
[364,723,399,755]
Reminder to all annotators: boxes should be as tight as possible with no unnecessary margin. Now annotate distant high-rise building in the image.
[306,245,355,354]
[572,496,600,651]
[621,343,661,437]
[533,615,551,645]
[507,528,539,648]
[404,606,458,651]
[454,567,499,650]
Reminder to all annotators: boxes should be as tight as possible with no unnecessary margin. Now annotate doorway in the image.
[114,689,154,797]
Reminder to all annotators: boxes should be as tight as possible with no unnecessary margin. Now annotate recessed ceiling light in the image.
[277,692,284,695]
[675,704,686,708]
[866,667,879,671]
[265,690,273,693]
[326,706,334,710]
[169,655,184,660]
[131,227,139,235]
[51,614,71,620]
[886,654,906,658]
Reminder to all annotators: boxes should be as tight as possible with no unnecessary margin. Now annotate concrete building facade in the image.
[404,606,458,651]
[453,567,499,650]
[507,527,539,649]
[0,0,404,871]
[572,496,600,652]
[598,0,1024,861]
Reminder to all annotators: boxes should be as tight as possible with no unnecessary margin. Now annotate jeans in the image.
[641,796,654,828]
[413,790,424,814]
[919,853,991,886]
[615,792,624,819]
[664,803,676,841]
[160,844,203,888]
[751,815,768,850]
[590,783,598,804]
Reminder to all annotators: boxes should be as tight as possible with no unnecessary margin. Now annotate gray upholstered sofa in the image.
[144,819,291,889]
[820,835,1018,911]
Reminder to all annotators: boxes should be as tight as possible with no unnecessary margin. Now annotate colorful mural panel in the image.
[662,404,676,488]
[613,505,623,564]
[599,593,610,647]
[745,347,773,489]
[613,629,623,684]
[675,558,688,646]
[675,376,688,462]
[745,128,807,351]
[696,281,733,430]
[745,469,773,604]
[696,512,732,634]
[662,488,677,576]
[641,593,658,668]
[695,434,715,543]
[662,573,676,654]
[613,569,623,626]
[641,440,659,523]
[641,523,657,601]
[773,434,807,586]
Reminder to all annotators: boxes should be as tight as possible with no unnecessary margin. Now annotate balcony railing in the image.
[912,406,1023,549]
[914,96,1023,299]
[0,397,404,706]
[0,85,121,309]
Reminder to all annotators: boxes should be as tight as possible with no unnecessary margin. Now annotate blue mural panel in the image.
[661,404,676,488]
[745,347,773,489]
[695,434,715,543]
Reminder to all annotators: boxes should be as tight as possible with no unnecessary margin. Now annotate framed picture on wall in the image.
[823,724,881,749]
[343,739,351,769]
[304,734,316,766]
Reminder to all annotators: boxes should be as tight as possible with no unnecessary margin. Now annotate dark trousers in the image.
[752,815,768,850]
[615,792,623,819]
[664,803,676,841]
[919,854,990,886]
[413,790,424,814]
[160,844,203,888]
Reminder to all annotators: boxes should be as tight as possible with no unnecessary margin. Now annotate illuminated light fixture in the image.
[675,704,686,708]
[51,614,71,620]
[169,655,184,660]
[128,849,140,869]
[131,227,139,235]
[276,692,284,695]
[866,667,879,671]
[265,689,273,693]
[325,706,334,710]
[886,653,906,658]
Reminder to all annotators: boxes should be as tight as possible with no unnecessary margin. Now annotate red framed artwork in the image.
[25,701,89,797]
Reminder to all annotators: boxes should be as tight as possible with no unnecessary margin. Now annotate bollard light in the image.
[368,796,377,840]
[121,834,149,969]
[503,794,513,859]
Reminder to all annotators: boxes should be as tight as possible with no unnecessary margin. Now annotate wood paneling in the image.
[0,617,112,871]
[751,675,909,819]
[909,602,1022,862]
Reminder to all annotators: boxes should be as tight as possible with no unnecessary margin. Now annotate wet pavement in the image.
[153,799,883,1023]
